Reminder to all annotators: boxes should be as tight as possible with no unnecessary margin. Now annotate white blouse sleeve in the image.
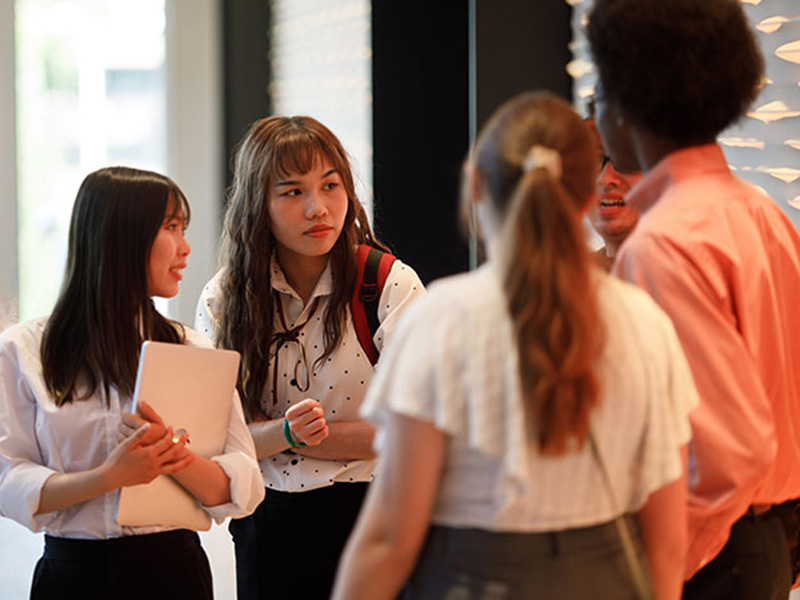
[194,270,224,344]
[373,259,426,354]
[203,390,265,522]
[636,310,698,498]
[0,331,59,532]
[362,286,467,437]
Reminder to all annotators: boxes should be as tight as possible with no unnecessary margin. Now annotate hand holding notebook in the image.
[116,341,241,530]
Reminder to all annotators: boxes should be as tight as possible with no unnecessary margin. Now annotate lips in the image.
[303,224,334,237]
[598,193,627,219]
[170,264,186,280]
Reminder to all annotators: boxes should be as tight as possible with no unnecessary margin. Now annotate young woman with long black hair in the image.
[0,166,263,600]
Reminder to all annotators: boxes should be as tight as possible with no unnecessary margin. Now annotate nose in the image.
[304,191,328,219]
[598,161,625,190]
[180,232,191,257]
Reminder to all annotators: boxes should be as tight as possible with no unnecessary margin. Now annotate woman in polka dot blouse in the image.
[195,115,425,600]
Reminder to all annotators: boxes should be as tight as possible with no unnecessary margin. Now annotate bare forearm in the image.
[36,468,114,515]
[639,467,688,600]
[333,415,446,599]
[248,419,292,459]
[295,421,375,460]
[333,536,417,600]
[172,455,232,507]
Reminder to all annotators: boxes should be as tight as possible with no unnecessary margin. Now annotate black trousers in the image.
[229,482,368,600]
[682,510,792,600]
[30,529,213,600]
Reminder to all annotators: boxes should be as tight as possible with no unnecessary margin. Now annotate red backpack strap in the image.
[352,244,396,365]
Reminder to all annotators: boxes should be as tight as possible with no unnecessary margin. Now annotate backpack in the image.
[351,244,396,365]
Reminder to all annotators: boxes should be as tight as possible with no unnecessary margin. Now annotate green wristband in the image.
[283,417,307,449]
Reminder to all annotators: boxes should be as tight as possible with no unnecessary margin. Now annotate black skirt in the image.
[31,529,212,600]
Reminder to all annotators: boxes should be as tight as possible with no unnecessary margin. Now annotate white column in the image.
[164,0,224,327]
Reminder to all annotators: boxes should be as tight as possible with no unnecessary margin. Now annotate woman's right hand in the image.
[286,398,329,447]
[118,400,169,445]
[102,424,195,489]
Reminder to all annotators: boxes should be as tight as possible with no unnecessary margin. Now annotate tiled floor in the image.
[0,517,237,599]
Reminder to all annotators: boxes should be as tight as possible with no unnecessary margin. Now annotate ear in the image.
[463,161,486,205]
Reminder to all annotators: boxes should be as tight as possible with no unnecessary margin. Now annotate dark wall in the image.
[222,0,272,187]
[371,4,471,285]
[220,1,573,282]
[474,0,572,129]
[371,1,572,283]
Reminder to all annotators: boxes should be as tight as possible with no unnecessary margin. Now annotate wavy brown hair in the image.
[471,92,604,454]
[217,116,387,421]
[41,166,190,406]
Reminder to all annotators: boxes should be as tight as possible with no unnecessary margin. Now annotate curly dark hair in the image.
[587,0,764,144]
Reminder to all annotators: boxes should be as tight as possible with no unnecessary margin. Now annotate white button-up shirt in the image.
[0,319,264,539]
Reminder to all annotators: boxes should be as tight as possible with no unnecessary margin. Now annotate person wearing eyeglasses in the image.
[589,1,800,598]
[586,112,642,272]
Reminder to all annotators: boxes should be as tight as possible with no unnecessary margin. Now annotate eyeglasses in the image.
[585,95,597,119]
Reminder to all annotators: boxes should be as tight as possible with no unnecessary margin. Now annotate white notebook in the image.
[116,341,241,531]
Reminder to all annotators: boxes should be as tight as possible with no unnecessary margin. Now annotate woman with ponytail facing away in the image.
[332,92,698,600]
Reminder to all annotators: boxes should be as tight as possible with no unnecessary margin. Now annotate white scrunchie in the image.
[522,145,562,180]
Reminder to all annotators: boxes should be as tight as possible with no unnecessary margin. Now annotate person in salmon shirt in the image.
[588,0,800,598]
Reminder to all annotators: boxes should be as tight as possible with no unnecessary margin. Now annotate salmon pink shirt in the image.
[613,143,800,579]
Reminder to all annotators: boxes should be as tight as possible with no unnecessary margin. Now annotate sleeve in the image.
[362,291,466,443]
[194,272,223,344]
[0,339,59,532]
[202,391,265,522]
[373,259,426,354]
[636,305,699,503]
[614,232,774,575]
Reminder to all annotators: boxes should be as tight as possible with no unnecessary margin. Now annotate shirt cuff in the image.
[0,463,60,532]
[203,453,264,523]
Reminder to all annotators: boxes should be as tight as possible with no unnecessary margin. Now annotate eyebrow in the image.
[275,168,339,187]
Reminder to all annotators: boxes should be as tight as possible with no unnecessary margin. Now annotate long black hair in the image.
[41,166,191,406]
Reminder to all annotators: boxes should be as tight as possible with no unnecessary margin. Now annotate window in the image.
[15,0,168,321]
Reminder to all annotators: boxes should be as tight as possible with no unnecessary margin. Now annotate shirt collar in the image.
[627,143,731,215]
[269,254,334,302]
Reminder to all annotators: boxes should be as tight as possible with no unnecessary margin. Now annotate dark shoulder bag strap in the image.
[589,432,655,600]
[351,244,396,365]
